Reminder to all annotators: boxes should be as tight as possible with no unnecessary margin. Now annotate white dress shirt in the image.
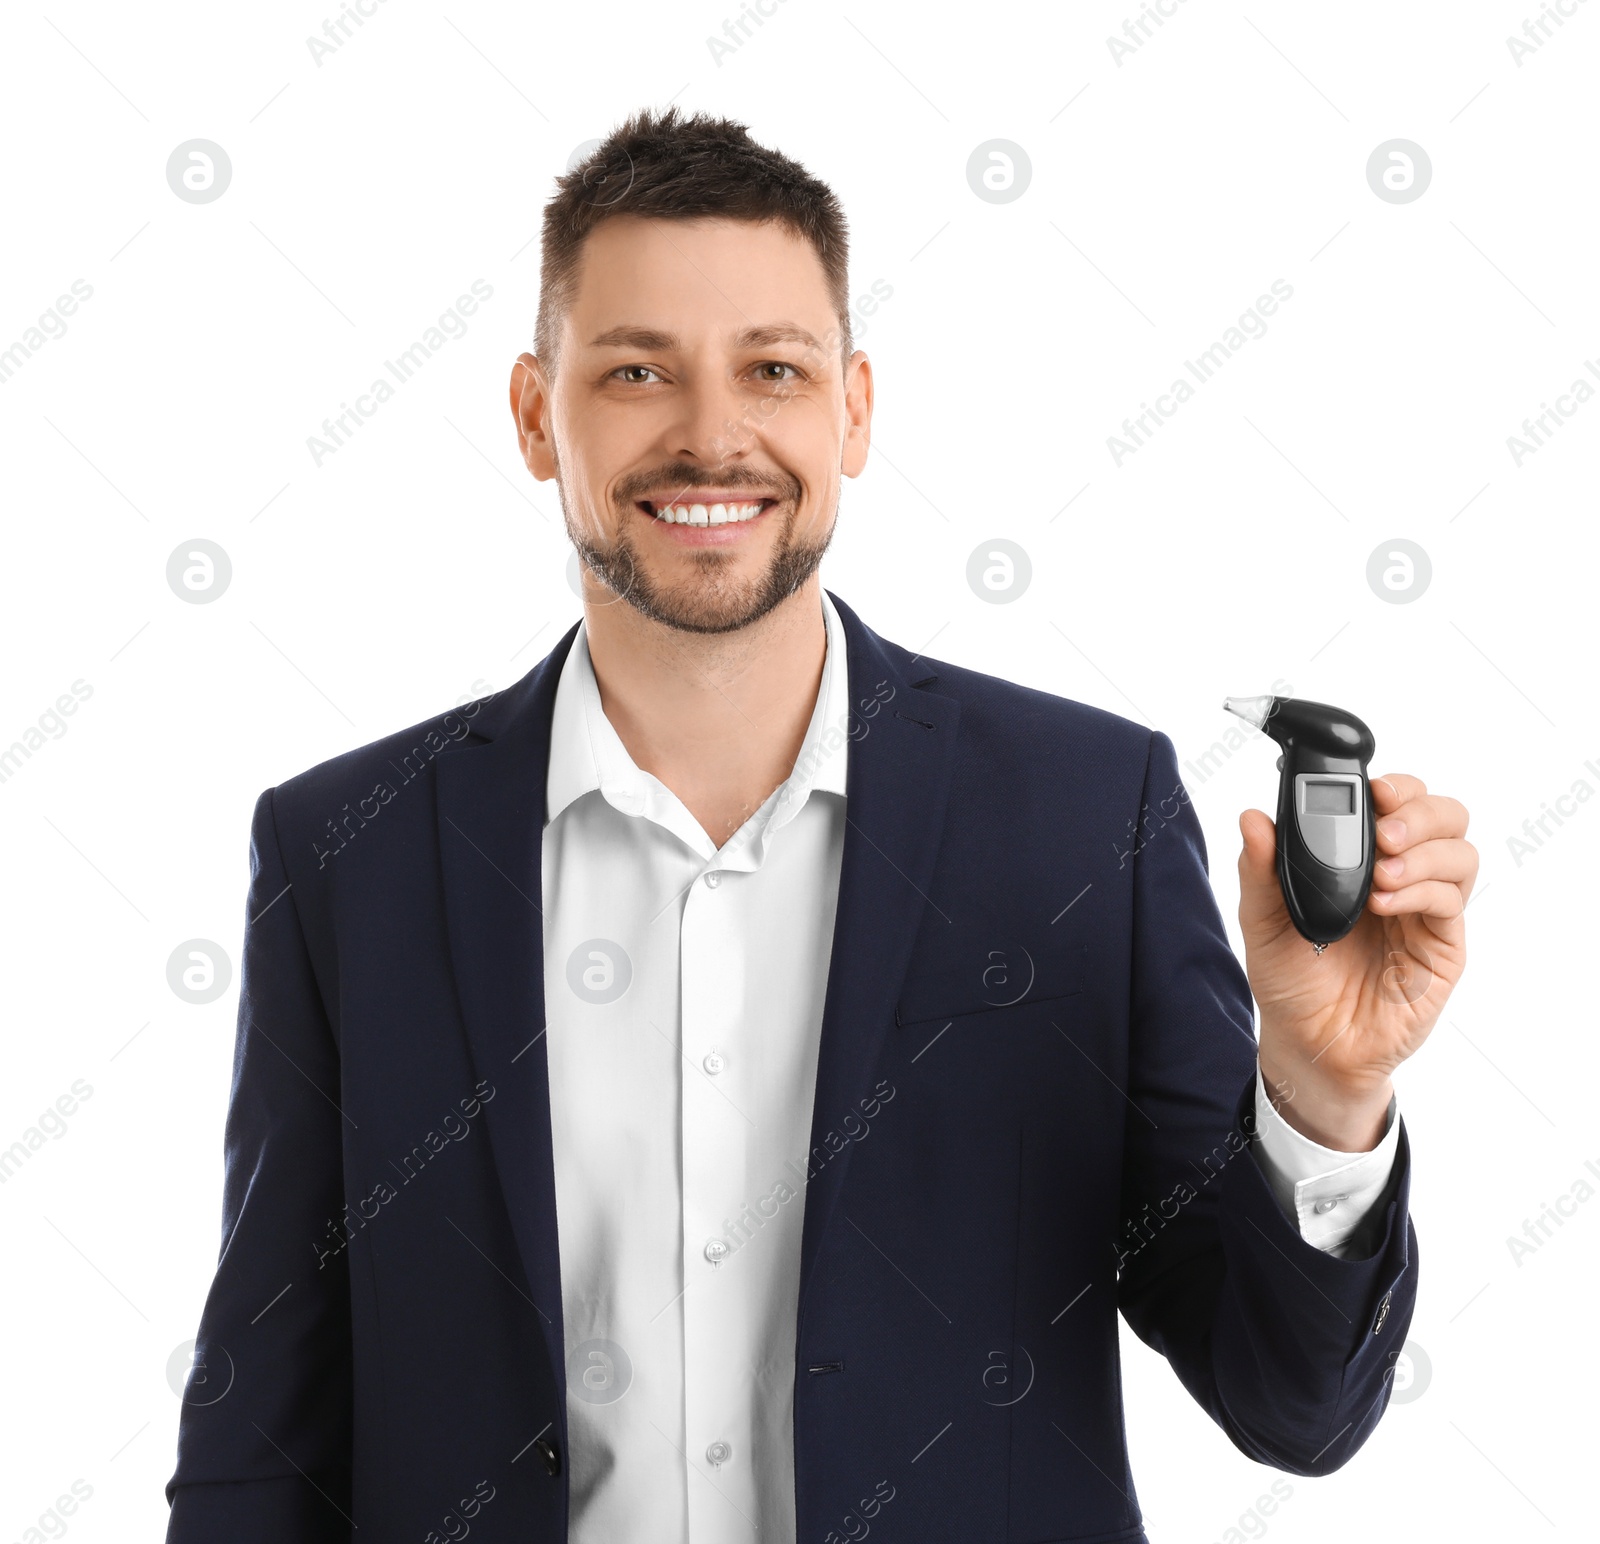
[540,588,1400,1542]
[1252,1067,1399,1256]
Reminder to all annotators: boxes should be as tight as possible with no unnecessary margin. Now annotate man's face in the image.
[511,215,873,635]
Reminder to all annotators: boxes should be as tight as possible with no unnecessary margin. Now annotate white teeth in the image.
[652,500,767,525]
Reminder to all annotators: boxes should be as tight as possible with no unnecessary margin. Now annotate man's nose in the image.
[663,375,761,466]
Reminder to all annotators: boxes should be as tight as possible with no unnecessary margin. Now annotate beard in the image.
[557,462,835,636]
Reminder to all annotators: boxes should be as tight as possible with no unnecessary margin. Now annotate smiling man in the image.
[165,108,1476,1543]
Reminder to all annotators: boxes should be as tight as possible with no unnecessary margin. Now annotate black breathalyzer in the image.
[1223,695,1377,951]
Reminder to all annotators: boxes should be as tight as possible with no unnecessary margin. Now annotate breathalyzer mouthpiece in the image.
[1222,696,1277,732]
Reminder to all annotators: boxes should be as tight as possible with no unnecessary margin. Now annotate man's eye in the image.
[610,362,798,385]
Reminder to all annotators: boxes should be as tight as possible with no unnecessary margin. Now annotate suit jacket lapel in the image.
[434,620,580,1391]
[798,592,961,1313]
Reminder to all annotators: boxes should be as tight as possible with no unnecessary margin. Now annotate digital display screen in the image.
[1304,780,1355,815]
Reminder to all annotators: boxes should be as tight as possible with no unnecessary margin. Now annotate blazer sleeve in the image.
[1114,730,1417,1474]
[164,787,354,1542]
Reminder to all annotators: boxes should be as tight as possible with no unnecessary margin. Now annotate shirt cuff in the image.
[1251,1064,1401,1258]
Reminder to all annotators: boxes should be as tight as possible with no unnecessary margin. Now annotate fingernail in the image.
[1378,856,1404,879]
[1377,817,1406,844]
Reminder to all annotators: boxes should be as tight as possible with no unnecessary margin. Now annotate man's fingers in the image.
[1366,877,1467,921]
[1372,836,1479,892]
[1238,807,1275,861]
[1372,772,1425,811]
[1374,790,1470,853]
[1237,809,1290,932]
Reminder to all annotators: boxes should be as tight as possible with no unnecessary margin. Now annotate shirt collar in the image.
[544,588,851,854]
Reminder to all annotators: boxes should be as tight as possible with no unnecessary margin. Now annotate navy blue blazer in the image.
[165,589,1416,1543]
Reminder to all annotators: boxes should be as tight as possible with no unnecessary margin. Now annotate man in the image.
[165,107,1475,1542]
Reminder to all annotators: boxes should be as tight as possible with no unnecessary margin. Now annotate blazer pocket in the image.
[895,940,1086,1028]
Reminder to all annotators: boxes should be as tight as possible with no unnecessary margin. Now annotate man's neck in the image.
[581,578,830,849]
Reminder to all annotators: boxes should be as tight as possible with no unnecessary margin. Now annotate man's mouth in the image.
[637,497,777,527]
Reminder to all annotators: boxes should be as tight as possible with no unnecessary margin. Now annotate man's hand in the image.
[1238,772,1476,1151]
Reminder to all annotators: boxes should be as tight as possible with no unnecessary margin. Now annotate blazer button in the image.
[1373,1291,1392,1334]
[534,1436,561,1476]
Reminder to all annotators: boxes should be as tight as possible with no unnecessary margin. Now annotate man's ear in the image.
[510,352,556,479]
[841,349,874,478]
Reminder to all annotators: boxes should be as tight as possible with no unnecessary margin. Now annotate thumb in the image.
[1237,808,1286,936]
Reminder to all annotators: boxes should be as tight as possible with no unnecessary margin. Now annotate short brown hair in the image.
[535,106,852,378]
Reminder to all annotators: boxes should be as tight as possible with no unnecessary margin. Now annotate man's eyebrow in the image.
[732,322,822,350]
[587,324,678,350]
[586,322,823,351]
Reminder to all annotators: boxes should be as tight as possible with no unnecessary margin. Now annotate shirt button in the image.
[706,1440,732,1467]
[1313,1197,1342,1215]
[703,1238,729,1265]
[703,1050,726,1075]
[704,871,721,888]
[1373,1290,1393,1334]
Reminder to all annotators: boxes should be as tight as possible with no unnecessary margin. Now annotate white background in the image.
[1,2,1594,1540]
